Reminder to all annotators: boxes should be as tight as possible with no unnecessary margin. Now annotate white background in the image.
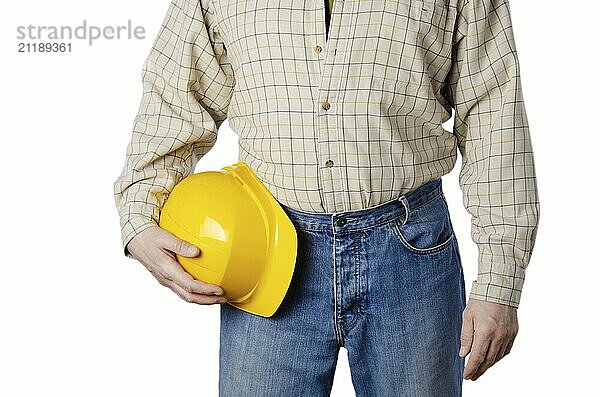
[1,1,598,396]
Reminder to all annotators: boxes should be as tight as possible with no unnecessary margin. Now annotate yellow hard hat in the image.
[158,162,297,317]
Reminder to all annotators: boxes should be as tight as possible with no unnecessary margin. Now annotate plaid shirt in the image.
[113,0,540,308]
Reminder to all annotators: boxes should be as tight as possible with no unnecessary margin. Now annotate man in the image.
[114,0,539,395]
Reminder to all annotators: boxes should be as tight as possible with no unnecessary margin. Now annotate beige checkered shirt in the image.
[113,0,540,308]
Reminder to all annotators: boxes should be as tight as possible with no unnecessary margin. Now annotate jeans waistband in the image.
[278,178,444,233]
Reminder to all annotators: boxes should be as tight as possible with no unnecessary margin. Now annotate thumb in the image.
[163,234,200,257]
[459,313,474,357]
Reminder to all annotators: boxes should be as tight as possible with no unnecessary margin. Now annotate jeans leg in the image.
[344,207,466,396]
[218,227,339,397]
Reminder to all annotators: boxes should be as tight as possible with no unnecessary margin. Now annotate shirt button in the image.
[314,45,322,53]
[322,101,331,110]
[325,159,334,168]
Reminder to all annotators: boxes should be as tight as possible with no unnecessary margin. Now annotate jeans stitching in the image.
[391,222,455,255]
[354,238,361,314]
[332,231,344,346]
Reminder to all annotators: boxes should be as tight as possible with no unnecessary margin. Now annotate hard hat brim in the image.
[222,162,298,318]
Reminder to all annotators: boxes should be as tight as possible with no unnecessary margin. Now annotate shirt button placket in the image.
[314,3,342,212]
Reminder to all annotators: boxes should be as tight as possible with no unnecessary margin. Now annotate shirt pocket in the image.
[348,1,455,80]
[416,1,457,59]
[349,0,456,118]
[378,0,455,69]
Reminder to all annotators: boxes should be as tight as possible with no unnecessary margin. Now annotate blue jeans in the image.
[219,177,466,396]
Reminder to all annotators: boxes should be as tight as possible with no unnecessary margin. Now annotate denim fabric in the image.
[219,177,466,396]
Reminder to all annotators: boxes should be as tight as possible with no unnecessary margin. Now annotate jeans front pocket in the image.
[388,192,455,255]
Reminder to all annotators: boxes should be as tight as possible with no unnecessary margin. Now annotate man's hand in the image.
[127,225,228,305]
[459,299,518,381]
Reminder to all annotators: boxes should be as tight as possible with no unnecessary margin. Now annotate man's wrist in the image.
[120,217,159,259]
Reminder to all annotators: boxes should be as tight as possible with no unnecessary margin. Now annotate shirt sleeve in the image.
[113,0,235,259]
[444,0,540,307]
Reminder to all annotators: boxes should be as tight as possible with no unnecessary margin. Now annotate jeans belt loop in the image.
[398,195,410,225]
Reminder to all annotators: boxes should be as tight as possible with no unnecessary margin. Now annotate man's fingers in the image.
[151,233,223,296]
[463,333,490,380]
[168,281,228,305]
[495,339,510,362]
[504,338,515,356]
[459,311,474,357]
[160,232,200,258]
[161,257,224,296]
[470,338,504,380]
[129,226,226,302]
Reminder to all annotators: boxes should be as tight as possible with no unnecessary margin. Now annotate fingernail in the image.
[212,290,223,295]
[218,299,228,304]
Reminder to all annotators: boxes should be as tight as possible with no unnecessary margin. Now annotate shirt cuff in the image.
[468,261,526,308]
